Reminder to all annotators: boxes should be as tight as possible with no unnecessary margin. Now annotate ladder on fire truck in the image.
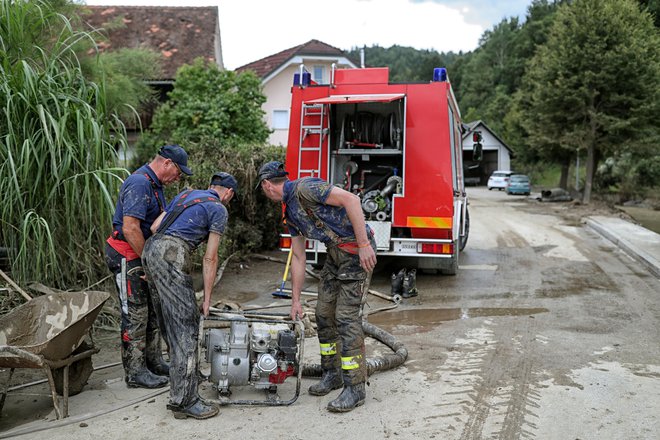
[297,103,328,178]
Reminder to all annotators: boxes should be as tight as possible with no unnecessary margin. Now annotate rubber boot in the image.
[126,366,169,389]
[402,269,418,298]
[147,357,170,377]
[327,383,366,413]
[146,341,170,377]
[390,268,406,296]
[170,399,219,420]
[308,369,343,396]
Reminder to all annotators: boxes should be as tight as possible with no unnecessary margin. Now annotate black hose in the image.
[301,320,408,377]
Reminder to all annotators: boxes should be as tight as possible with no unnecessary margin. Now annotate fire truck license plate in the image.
[395,241,418,253]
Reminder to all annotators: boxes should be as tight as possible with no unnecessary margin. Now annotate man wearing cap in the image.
[142,172,237,420]
[105,145,193,389]
[256,161,377,413]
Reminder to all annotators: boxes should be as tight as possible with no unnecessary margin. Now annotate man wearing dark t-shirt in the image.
[105,145,192,389]
[143,172,237,420]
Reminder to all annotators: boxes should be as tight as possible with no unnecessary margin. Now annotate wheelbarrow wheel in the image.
[52,342,94,396]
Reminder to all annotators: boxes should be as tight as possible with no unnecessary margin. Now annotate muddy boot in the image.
[390,268,406,296]
[126,367,169,389]
[170,399,219,420]
[402,269,418,298]
[147,357,170,377]
[146,342,170,376]
[327,383,366,413]
[309,369,343,396]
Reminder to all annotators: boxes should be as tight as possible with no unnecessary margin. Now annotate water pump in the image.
[202,315,304,405]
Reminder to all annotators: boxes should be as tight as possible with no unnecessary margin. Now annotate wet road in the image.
[9,187,659,440]
[365,187,660,439]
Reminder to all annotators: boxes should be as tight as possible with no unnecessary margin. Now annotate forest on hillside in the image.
[346,0,660,203]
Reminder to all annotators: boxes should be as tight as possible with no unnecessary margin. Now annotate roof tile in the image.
[82,6,220,79]
[235,39,354,78]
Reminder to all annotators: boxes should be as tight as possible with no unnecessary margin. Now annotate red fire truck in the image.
[282,65,470,274]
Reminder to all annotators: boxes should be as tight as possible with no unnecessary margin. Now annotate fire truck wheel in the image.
[459,210,470,252]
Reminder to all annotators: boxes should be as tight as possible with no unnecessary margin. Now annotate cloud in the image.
[412,0,531,27]
[83,0,531,69]
[219,0,483,69]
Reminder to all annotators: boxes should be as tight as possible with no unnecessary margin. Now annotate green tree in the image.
[638,0,660,26]
[519,0,660,203]
[0,0,127,287]
[345,45,462,83]
[133,58,282,256]
[459,1,562,136]
[137,58,269,157]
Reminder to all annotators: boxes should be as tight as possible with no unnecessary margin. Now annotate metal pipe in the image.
[331,63,336,88]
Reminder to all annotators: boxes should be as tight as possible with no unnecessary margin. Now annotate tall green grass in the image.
[0,0,127,287]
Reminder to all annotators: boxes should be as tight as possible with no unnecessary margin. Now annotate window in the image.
[272,110,289,130]
[313,65,325,83]
[448,105,458,190]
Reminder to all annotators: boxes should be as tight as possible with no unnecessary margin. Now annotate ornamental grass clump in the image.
[0,0,127,288]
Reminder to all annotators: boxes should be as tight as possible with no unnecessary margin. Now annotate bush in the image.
[596,152,660,201]
[132,59,270,170]
[182,139,285,257]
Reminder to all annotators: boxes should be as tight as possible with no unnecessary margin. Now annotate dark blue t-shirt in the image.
[161,189,228,248]
[111,165,165,240]
[283,178,358,244]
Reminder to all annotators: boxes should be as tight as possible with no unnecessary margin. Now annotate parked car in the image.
[506,174,531,195]
[487,170,514,190]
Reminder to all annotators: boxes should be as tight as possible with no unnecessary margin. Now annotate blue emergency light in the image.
[433,67,447,82]
[293,71,311,86]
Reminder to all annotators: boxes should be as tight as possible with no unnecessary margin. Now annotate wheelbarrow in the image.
[0,290,110,419]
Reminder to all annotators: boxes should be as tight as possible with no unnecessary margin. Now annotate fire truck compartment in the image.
[325,97,406,225]
[285,67,468,274]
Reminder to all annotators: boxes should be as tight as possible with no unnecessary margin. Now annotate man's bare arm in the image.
[122,216,145,257]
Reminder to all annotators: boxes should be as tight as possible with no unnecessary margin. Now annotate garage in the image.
[462,120,513,185]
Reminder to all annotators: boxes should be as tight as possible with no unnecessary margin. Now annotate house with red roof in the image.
[82,5,223,79]
[236,40,358,146]
[81,5,222,136]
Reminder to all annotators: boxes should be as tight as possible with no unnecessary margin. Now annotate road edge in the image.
[585,216,660,279]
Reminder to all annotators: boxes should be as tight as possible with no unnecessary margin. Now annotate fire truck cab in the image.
[283,65,469,274]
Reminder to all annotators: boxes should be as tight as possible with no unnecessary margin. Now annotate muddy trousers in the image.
[142,235,200,408]
[105,244,165,377]
[316,240,374,385]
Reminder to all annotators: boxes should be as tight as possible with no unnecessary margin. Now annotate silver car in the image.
[487,170,514,190]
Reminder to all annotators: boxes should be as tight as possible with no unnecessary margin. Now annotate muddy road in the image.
[2,187,659,439]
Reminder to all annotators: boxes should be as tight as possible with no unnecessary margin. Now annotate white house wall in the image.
[263,65,299,146]
[262,58,356,146]
[462,127,511,171]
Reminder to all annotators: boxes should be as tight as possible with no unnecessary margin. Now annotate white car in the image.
[487,170,514,190]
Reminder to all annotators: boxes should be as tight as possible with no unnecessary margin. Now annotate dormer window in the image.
[313,65,325,84]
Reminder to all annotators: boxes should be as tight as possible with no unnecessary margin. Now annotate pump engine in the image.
[203,317,302,404]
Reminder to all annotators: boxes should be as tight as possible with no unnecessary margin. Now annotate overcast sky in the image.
[83,0,532,70]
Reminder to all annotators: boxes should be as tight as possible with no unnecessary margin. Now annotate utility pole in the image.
[575,149,580,190]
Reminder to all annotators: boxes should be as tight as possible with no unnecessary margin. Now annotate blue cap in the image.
[158,145,192,176]
[255,161,289,189]
[210,172,239,194]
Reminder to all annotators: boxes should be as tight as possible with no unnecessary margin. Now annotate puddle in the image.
[368,307,548,327]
